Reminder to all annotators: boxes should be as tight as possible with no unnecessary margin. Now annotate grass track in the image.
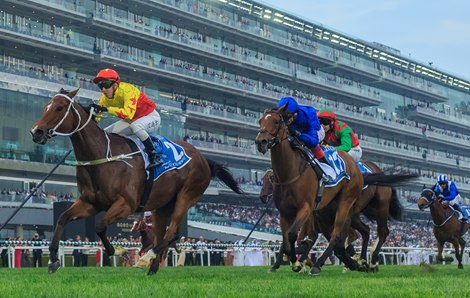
[1,264,469,297]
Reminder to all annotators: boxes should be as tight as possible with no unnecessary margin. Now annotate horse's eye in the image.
[56,106,63,112]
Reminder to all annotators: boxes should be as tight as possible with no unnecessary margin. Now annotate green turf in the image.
[1,264,469,297]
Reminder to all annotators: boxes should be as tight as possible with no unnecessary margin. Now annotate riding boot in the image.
[453,204,465,220]
[142,138,163,169]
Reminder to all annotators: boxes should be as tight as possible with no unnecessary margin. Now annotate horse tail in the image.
[363,173,418,187]
[206,159,244,194]
[388,188,403,221]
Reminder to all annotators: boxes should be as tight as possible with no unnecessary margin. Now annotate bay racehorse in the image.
[417,188,470,269]
[30,88,243,275]
[256,105,416,275]
[259,163,403,273]
[346,160,403,272]
[256,105,366,276]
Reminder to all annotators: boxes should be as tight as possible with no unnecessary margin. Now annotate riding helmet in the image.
[277,97,298,113]
[92,68,120,84]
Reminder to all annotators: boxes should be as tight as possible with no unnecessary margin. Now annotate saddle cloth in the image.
[127,135,192,180]
[357,161,373,190]
[320,146,350,188]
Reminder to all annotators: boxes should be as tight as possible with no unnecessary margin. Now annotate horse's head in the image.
[30,88,86,144]
[255,104,289,154]
[130,217,147,233]
[259,169,274,203]
[417,188,436,210]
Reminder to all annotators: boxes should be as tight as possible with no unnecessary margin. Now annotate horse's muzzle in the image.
[255,138,268,154]
[30,128,49,144]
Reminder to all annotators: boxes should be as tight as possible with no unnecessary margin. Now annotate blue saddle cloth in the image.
[357,161,373,190]
[321,146,350,187]
[128,135,191,180]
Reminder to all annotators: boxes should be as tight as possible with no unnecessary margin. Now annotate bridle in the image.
[257,110,289,149]
[420,188,456,227]
[46,93,95,138]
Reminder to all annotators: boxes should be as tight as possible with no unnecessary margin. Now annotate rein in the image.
[51,93,140,167]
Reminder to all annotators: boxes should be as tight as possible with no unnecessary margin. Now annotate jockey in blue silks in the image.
[434,174,464,215]
[276,97,329,181]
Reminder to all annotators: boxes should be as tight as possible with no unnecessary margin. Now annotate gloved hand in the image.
[88,103,108,113]
[289,129,301,137]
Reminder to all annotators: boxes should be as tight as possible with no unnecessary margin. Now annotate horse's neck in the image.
[70,115,112,161]
[430,201,453,222]
[271,140,304,182]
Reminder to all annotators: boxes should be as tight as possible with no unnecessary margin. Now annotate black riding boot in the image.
[142,138,163,169]
[453,204,465,219]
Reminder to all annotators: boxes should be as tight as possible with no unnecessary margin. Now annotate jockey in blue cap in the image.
[276,97,330,181]
[433,174,464,216]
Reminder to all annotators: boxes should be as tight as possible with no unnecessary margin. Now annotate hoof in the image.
[458,264,464,269]
[268,267,277,273]
[310,266,321,276]
[147,269,156,276]
[358,262,369,272]
[48,260,61,273]
[370,263,379,273]
[342,266,349,274]
[291,261,302,273]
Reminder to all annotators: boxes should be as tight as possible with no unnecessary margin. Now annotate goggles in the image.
[319,118,332,125]
[97,80,115,90]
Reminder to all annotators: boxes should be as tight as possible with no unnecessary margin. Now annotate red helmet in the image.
[92,68,120,84]
[317,107,336,121]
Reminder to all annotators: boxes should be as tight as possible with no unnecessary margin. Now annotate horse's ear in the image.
[278,103,288,114]
[68,88,80,99]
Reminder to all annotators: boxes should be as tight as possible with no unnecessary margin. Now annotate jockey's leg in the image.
[309,145,330,182]
[131,112,162,169]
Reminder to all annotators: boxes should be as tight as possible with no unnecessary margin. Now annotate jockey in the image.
[317,107,362,163]
[91,68,162,169]
[144,211,153,227]
[276,97,330,181]
[434,175,464,216]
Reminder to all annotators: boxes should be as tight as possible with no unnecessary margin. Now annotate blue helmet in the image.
[437,174,448,184]
[277,97,298,113]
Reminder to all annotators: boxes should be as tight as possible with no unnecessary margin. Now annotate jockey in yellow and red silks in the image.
[91,68,162,169]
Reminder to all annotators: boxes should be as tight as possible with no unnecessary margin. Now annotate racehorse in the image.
[256,105,366,276]
[345,160,403,272]
[30,88,243,275]
[256,105,416,275]
[130,216,154,255]
[260,158,406,274]
[417,188,470,269]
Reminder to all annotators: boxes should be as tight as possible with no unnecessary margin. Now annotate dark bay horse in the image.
[30,88,243,275]
[256,105,366,276]
[417,188,470,269]
[260,157,406,274]
[130,217,154,255]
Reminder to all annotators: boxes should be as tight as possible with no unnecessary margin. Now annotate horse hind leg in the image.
[49,198,97,273]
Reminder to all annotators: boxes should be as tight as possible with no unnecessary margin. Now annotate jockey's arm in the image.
[336,126,353,152]
[105,84,140,121]
[444,183,459,200]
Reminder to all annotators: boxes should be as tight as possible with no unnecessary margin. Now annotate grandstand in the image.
[0,0,469,241]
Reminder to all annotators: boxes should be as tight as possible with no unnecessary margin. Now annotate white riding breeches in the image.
[317,126,325,144]
[348,146,363,163]
[442,194,462,206]
[104,110,161,141]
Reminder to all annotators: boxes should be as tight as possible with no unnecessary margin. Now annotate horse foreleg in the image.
[289,204,312,272]
[270,241,286,273]
[436,240,445,264]
[96,196,133,256]
[49,198,97,273]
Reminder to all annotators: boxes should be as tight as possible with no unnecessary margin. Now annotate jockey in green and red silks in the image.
[317,107,362,163]
[276,97,327,164]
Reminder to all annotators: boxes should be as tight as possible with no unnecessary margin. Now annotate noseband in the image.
[258,111,288,149]
[419,188,435,209]
[46,93,95,138]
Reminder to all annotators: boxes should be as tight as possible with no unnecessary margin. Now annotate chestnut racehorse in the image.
[417,188,470,269]
[31,88,242,275]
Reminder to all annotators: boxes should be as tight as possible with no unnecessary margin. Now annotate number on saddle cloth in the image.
[320,146,349,188]
[128,135,192,180]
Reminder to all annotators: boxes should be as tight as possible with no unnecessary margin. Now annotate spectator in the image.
[31,233,43,267]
